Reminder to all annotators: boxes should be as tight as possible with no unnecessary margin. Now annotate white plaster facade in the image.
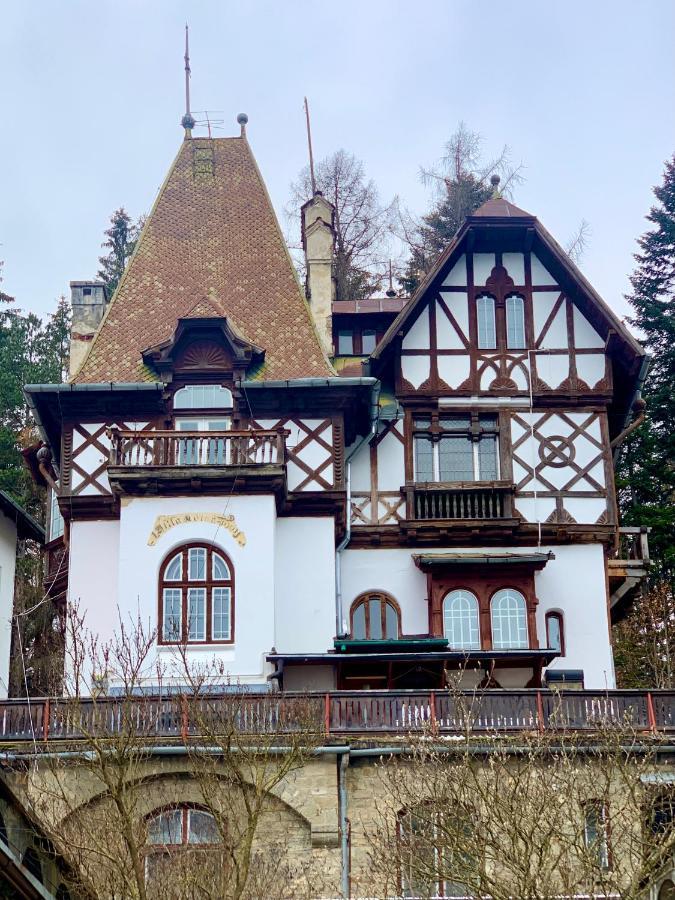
[0,513,18,698]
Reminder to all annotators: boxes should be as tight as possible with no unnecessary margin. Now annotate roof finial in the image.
[490,173,501,199]
[181,24,196,135]
[304,97,317,195]
[386,260,397,297]
[237,113,249,137]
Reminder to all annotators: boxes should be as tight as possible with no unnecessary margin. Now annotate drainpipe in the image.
[335,382,380,637]
[338,752,350,898]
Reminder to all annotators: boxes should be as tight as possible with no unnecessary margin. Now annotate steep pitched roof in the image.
[74,136,332,382]
[471,196,533,218]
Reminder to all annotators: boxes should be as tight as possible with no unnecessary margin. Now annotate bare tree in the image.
[289,149,392,300]
[614,580,675,688]
[565,219,592,264]
[364,694,675,899]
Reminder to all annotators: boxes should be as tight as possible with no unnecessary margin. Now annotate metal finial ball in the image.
[36,446,52,463]
[237,113,249,126]
[490,174,501,187]
[181,113,196,130]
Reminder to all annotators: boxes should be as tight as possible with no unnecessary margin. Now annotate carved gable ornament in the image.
[141,313,265,381]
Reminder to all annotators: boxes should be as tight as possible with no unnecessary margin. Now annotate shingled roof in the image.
[74,136,332,382]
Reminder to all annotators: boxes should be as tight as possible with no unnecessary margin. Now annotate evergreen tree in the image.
[616,154,675,587]
[97,207,142,297]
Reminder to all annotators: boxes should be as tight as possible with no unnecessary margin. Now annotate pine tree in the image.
[616,154,675,587]
[97,207,142,297]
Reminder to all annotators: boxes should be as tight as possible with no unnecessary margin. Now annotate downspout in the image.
[338,751,350,899]
[335,382,380,637]
[611,355,650,463]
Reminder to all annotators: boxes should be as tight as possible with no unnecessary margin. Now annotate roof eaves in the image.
[0,491,45,543]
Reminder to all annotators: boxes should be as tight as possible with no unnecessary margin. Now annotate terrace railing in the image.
[0,690,673,743]
[405,481,516,521]
[108,428,287,469]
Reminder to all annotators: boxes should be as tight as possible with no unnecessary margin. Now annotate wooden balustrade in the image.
[406,481,515,521]
[0,691,674,743]
[614,526,650,563]
[108,428,287,469]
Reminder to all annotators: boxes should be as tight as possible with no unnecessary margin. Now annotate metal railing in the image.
[108,428,287,468]
[0,690,672,743]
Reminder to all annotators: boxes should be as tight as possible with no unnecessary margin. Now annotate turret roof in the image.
[73,136,332,382]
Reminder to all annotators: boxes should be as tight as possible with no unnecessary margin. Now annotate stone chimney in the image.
[301,192,335,356]
[69,281,108,378]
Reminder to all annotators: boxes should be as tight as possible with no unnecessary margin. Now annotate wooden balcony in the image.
[0,690,672,744]
[107,427,288,498]
[609,526,651,620]
[402,481,518,540]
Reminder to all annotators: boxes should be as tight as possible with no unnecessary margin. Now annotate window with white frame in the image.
[399,805,473,899]
[443,590,480,650]
[490,588,528,649]
[476,294,496,349]
[49,487,64,541]
[412,413,499,483]
[159,544,233,644]
[173,384,233,410]
[583,801,610,870]
[505,294,526,348]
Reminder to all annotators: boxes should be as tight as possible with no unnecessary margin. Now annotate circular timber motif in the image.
[538,434,575,468]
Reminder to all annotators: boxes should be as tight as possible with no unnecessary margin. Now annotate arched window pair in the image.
[159,544,234,644]
[443,588,531,650]
[476,294,525,349]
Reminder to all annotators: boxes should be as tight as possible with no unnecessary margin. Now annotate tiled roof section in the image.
[471,197,534,218]
[74,137,332,382]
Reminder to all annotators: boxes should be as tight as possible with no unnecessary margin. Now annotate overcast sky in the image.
[1,1,674,322]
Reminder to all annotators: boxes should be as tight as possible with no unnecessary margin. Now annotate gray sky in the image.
[1,0,674,322]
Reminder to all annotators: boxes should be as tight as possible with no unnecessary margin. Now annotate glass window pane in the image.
[352,603,366,639]
[439,415,471,431]
[547,614,562,652]
[188,588,206,641]
[163,589,182,641]
[188,548,206,581]
[443,590,480,650]
[337,331,354,355]
[384,602,399,639]
[439,436,474,481]
[50,488,64,541]
[148,809,183,845]
[212,553,230,580]
[361,330,377,354]
[478,436,498,480]
[506,295,526,349]
[414,436,434,481]
[164,553,182,581]
[212,588,231,641]
[174,385,233,410]
[491,589,528,649]
[369,599,383,639]
[188,810,219,845]
[476,295,496,349]
[584,804,609,869]
[478,414,498,430]
[413,416,432,429]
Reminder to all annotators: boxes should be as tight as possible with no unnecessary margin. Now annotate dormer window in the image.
[173,384,233,410]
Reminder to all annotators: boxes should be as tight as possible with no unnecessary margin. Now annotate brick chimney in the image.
[301,192,335,356]
[69,281,108,378]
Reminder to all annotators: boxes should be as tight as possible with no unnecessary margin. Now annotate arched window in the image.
[0,812,7,845]
[546,611,565,655]
[173,384,233,410]
[659,880,675,900]
[159,544,234,644]
[22,847,42,883]
[145,805,221,883]
[476,295,496,349]
[490,589,528,649]
[505,294,526,348]
[351,593,400,640]
[443,590,480,650]
[399,805,473,898]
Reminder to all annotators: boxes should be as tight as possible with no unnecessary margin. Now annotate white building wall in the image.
[341,543,614,689]
[0,514,18,698]
[68,519,120,643]
[275,517,336,652]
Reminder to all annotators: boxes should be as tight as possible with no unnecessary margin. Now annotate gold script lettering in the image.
[147,513,247,547]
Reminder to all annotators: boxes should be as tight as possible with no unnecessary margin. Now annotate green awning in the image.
[333,638,449,654]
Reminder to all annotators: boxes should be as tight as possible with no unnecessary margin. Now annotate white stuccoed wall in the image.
[0,513,18,698]
[274,517,336,652]
[341,543,614,689]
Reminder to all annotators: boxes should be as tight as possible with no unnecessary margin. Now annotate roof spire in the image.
[386,260,397,297]
[304,97,317,195]
[490,173,502,199]
[181,24,196,136]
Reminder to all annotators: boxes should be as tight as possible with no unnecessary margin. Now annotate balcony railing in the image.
[0,690,672,743]
[406,481,516,521]
[108,428,287,469]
